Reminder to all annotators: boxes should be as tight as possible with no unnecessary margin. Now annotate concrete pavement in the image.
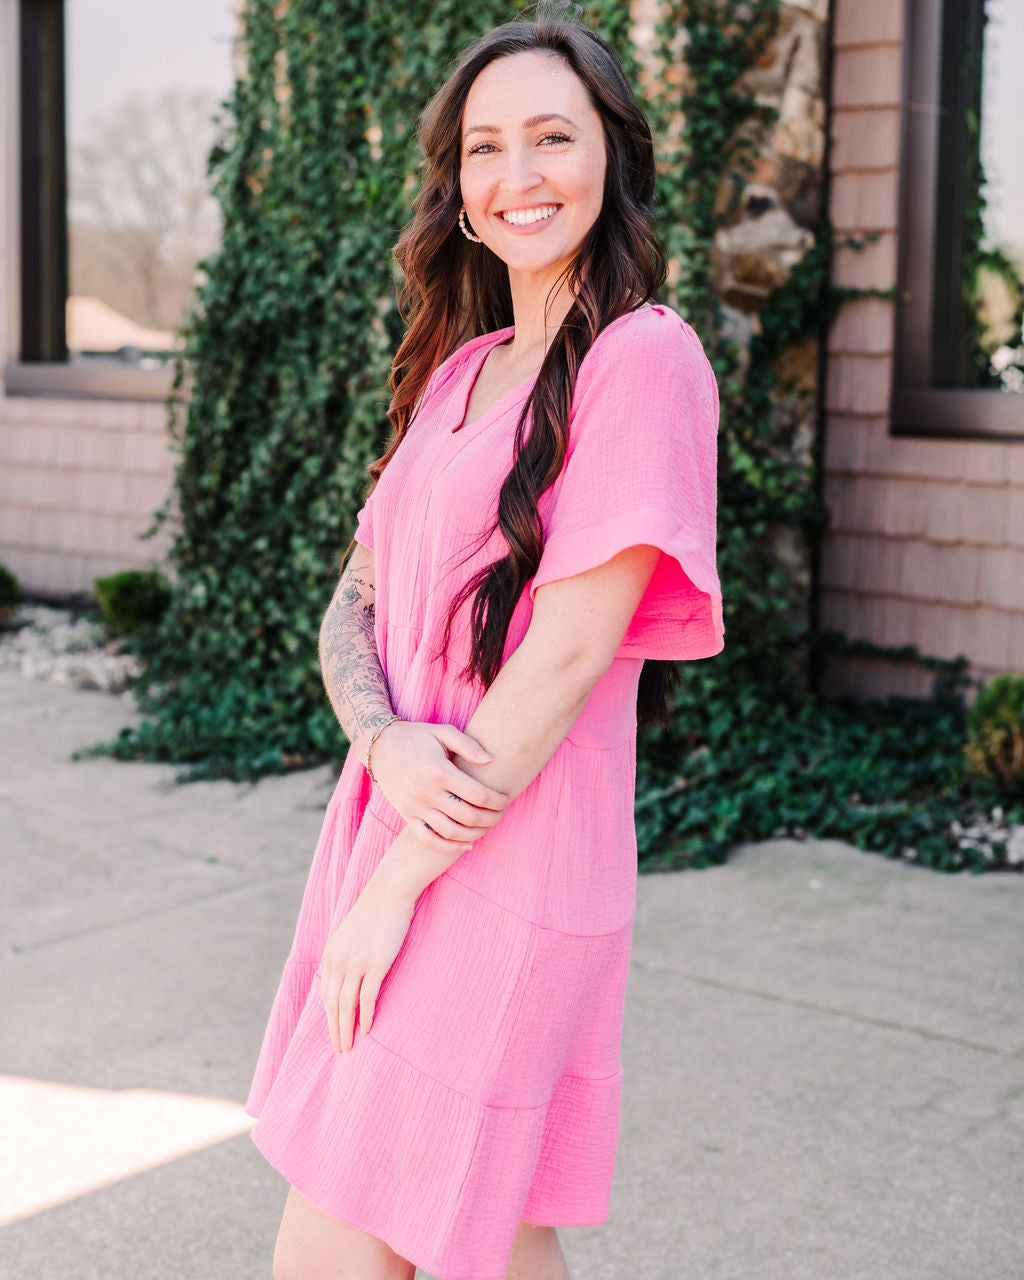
[0,669,1022,1279]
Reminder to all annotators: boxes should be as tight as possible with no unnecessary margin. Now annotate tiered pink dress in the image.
[244,302,723,1279]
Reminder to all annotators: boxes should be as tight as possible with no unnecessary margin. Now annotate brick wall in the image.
[0,397,176,596]
[821,0,1024,697]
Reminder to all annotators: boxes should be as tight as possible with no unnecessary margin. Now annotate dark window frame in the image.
[892,0,1024,441]
[5,0,179,401]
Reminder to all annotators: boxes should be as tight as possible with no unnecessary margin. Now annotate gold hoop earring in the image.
[458,205,482,244]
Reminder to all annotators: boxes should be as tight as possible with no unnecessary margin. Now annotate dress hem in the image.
[250,1126,613,1280]
[249,1130,510,1280]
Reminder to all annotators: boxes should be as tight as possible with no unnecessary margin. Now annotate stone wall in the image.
[710,1,829,638]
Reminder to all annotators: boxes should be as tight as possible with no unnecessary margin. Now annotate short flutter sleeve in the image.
[530,306,724,660]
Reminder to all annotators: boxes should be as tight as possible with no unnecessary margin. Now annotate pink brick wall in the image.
[0,394,176,597]
[822,0,1024,696]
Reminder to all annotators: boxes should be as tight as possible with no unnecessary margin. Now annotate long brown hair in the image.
[371,10,677,724]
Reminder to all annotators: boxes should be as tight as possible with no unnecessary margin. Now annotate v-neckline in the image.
[450,328,537,434]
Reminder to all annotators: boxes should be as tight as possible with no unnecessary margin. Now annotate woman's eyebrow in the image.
[463,112,578,138]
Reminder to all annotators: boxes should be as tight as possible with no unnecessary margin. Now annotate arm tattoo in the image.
[319,558,395,754]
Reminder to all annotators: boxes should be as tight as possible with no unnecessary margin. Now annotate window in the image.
[7,0,237,398]
[893,0,1024,439]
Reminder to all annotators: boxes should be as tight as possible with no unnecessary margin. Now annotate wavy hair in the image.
[370,10,676,724]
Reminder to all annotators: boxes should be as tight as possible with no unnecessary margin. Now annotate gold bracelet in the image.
[365,714,402,783]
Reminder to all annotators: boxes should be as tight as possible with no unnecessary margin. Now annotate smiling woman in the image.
[243,9,723,1280]
[454,56,610,437]
[459,56,607,329]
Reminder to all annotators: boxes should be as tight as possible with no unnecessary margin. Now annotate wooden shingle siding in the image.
[828,297,897,356]
[822,0,1024,693]
[833,0,904,46]
[831,108,902,171]
[0,390,175,595]
[830,171,900,230]
[833,234,898,290]
[832,47,904,109]
[826,355,893,416]
[825,474,1012,545]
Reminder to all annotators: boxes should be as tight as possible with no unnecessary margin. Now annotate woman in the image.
[245,10,723,1280]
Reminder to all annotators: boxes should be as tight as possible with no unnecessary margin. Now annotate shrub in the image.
[0,563,20,617]
[92,569,173,638]
[636,679,1021,874]
[965,674,1024,800]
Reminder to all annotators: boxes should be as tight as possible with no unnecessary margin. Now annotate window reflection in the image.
[63,0,238,366]
[963,0,1024,392]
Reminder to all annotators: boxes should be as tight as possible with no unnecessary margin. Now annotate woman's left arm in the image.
[322,542,660,1052]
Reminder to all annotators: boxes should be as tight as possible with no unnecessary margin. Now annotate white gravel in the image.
[950,810,1024,867]
[0,602,143,700]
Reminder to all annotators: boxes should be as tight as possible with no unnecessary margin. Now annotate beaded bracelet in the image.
[365,714,402,783]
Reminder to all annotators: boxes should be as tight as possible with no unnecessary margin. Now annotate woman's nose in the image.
[501,144,543,194]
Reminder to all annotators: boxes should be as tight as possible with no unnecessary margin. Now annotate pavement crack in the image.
[4,869,307,956]
[632,957,1007,1058]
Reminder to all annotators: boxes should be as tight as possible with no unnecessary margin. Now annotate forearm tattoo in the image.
[319,555,394,752]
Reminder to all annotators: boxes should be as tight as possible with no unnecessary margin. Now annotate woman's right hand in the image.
[364,719,510,854]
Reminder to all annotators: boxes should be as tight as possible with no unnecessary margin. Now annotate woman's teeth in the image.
[499,204,560,226]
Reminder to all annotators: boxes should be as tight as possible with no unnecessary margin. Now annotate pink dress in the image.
[244,302,723,1279]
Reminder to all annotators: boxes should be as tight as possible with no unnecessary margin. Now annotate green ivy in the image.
[80,0,1020,873]
[635,688,1003,874]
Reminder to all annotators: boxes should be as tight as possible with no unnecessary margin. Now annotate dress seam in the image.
[365,1030,623,1112]
[365,1030,555,1114]
[442,871,635,938]
[559,1066,623,1085]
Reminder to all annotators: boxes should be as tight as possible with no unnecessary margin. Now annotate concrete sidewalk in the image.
[1,669,1021,1279]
